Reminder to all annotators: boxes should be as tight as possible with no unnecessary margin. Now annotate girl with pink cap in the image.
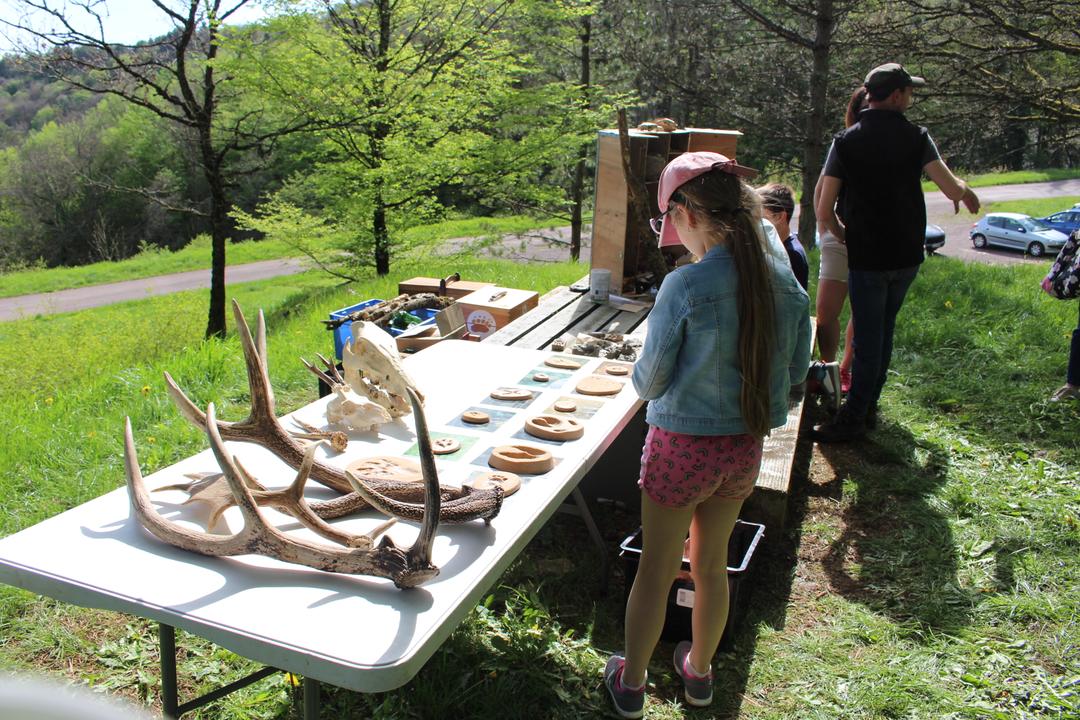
[604,151,810,717]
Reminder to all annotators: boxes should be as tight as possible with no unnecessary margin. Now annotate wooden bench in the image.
[483,279,811,532]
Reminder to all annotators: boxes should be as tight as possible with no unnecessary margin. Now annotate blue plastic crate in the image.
[329,300,439,359]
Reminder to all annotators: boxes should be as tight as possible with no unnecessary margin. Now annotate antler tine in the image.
[163,371,241,432]
[231,299,277,422]
[256,308,268,370]
[301,357,338,388]
[204,402,277,531]
[406,386,440,562]
[124,416,248,555]
[316,352,345,385]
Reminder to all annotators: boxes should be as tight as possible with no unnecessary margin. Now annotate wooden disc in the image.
[490,387,532,401]
[604,364,630,376]
[432,437,461,455]
[575,375,622,396]
[462,410,490,424]
[525,414,585,441]
[532,372,550,382]
[345,456,422,483]
[544,356,582,370]
[465,471,522,497]
[489,444,555,474]
[553,400,577,413]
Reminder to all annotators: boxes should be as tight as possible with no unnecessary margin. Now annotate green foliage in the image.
[983,196,1080,218]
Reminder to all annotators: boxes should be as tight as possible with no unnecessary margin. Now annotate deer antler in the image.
[162,299,502,524]
[124,397,441,588]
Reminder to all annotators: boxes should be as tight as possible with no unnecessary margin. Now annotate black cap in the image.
[864,63,926,94]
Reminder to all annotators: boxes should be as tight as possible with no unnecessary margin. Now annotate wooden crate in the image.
[591,127,742,293]
[456,286,539,340]
[397,276,494,299]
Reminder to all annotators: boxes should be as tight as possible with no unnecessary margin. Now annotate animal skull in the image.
[326,385,392,432]
[342,321,423,417]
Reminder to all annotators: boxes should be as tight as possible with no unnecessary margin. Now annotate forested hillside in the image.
[0,0,1076,281]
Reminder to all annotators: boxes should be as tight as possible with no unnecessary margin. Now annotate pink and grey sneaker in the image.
[839,367,852,395]
[604,655,645,719]
[673,641,713,707]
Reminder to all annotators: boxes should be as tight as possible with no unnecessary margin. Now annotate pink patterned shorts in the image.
[638,425,763,508]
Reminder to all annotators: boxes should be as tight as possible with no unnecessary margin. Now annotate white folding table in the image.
[0,340,643,717]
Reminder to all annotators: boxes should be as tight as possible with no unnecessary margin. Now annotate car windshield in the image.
[1018,217,1051,232]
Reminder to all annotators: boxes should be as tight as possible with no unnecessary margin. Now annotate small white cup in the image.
[589,269,611,303]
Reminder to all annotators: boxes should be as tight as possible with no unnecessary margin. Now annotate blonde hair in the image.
[673,172,776,437]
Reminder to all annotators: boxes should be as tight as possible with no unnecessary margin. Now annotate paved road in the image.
[0,258,307,322]
[2,179,1076,321]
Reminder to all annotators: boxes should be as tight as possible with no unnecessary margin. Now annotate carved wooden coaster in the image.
[603,364,630,376]
[532,372,550,382]
[544,356,582,370]
[465,471,522,497]
[575,375,622,396]
[489,444,555,474]
[462,410,490,425]
[525,414,585,441]
[432,437,461,455]
[553,400,577,413]
[345,456,422,483]
[490,387,532,401]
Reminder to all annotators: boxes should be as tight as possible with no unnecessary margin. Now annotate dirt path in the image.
[0,258,307,322]
[2,179,1076,322]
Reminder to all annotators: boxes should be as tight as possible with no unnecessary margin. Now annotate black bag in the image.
[1042,230,1080,300]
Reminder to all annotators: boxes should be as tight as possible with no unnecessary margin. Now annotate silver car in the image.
[969,212,1069,257]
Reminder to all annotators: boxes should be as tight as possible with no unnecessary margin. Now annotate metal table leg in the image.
[304,677,321,719]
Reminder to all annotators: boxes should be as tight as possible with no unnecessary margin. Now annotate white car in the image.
[969,212,1069,257]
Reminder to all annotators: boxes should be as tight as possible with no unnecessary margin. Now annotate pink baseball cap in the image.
[656,151,759,248]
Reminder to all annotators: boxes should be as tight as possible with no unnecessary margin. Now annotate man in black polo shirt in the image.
[814,63,980,441]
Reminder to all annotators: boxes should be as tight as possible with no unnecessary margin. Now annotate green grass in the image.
[0,214,576,299]
[983,196,1080,218]
[921,167,1080,192]
[1,252,1079,719]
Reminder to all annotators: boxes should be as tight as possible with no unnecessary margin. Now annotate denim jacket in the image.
[632,243,811,435]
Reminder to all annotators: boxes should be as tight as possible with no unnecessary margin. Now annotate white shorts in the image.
[818,231,849,283]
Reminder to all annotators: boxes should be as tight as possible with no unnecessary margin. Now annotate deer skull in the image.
[342,321,423,417]
[326,385,392,431]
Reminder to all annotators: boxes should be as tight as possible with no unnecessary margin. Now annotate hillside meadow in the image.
[0,253,1077,719]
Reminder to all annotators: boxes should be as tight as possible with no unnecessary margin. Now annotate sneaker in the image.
[604,656,645,719]
[839,367,852,395]
[812,403,867,443]
[673,641,713,707]
[1050,384,1080,402]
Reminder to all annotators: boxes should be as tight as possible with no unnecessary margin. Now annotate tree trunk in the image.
[206,173,229,339]
[569,13,592,261]
[798,0,835,249]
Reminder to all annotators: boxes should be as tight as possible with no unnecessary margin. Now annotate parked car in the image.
[969,212,1069,257]
[1040,208,1080,236]
[924,223,946,255]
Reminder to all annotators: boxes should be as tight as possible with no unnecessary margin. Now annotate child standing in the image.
[605,152,810,718]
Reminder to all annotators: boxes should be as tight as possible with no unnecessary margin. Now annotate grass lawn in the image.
[0,253,1077,719]
[983,196,1080,218]
[921,167,1080,193]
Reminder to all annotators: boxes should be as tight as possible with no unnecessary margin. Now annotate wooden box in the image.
[456,287,539,340]
[592,127,742,293]
[397,276,494,299]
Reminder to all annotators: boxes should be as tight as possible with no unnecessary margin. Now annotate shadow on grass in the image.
[812,409,971,634]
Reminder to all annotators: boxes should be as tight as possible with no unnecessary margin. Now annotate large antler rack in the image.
[162,300,502,524]
[124,394,441,588]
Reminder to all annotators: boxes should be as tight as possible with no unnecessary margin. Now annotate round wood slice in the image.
[489,444,554,474]
[490,387,532,401]
[345,456,422,483]
[553,400,577,413]
[465,471,522,497]
[462,410,490,425]
[525,414,585,441]
[532,372,550,382]
[604,364,630,376]
[575,375,622,396]
[432,437,461,455]
[544,356,582,370]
